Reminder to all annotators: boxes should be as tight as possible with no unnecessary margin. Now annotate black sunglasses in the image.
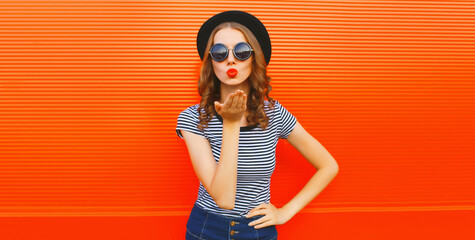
[209,42,254,62]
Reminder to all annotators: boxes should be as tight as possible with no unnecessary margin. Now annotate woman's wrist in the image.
[280,204,297,221]
[223,119,241,126]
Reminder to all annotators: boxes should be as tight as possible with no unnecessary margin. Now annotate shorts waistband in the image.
[193,202,264,223]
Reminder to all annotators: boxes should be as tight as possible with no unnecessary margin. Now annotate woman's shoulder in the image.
[187,103,201,111]
[263,99,283,111]
[264,99,283,105]
[177,103,202,120]
[180,103,201,113]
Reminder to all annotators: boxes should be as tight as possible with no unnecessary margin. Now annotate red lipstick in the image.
[227,68,238,78]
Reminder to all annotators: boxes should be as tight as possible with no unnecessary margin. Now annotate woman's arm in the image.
[180,91,246,210]
[181,120,239,210]
[210,120,240,209]
[246,120,338,228]
[281,120,339,219]
[181,119,241,210]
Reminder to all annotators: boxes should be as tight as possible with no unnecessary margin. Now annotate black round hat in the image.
[197,10,272,65]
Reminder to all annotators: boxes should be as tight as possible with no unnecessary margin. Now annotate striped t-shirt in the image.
[176,100,297,217]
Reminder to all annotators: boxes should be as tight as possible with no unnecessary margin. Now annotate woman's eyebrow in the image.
[215,42,242,48]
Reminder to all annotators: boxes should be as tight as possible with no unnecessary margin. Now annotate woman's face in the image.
[211,28,253,86]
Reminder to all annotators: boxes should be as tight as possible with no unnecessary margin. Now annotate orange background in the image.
[1,0,474,239]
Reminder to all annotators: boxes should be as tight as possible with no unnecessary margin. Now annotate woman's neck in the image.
[218,81,250,104]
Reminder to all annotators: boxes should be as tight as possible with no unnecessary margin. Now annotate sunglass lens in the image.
[234,43,252,60]
[210,44,227,61]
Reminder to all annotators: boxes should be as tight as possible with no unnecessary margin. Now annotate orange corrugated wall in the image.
[0,0,474,239]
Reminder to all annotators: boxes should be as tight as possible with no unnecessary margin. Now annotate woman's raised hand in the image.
[214,90,247,123]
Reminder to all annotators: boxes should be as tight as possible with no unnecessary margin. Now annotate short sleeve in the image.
[176,107,206,139]
[276,100,297,139]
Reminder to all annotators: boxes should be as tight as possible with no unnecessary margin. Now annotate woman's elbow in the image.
[331,163,339,174]
[323,160,339,173]
[217,200,235,210]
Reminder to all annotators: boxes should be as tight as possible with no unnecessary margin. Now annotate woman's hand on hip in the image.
[246,202,291,229]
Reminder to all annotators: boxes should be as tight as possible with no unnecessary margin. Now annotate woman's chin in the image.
[218,74,249,85]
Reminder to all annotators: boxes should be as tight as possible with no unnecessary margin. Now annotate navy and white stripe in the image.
[176,100,297,217]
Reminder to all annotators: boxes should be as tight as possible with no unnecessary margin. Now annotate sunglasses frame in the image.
[209,42,254,62]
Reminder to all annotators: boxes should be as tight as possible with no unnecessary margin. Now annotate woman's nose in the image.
[227,49,236,63]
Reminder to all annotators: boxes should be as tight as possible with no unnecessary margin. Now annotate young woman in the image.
[176,10,339,240]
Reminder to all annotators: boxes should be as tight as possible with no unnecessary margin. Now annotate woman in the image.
[176,10,339,240]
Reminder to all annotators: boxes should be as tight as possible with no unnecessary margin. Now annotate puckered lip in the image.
[227,68,238,77]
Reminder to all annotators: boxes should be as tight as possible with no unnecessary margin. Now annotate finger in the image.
[247,209,266,218]
[236,91,244,108]
[238,93,244,108]
[231,91,241,109]
[248,213,266,225]
[255,203,266,210]
[225,92,236,108]
[249,215,272,228]
[249,203,265,213]
[254,217,273,229]
[242,93,247,109]
[235,91,243,109]
[256,203,266,208]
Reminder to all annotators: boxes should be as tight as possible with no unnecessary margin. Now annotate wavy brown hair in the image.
[197,21,275,130]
